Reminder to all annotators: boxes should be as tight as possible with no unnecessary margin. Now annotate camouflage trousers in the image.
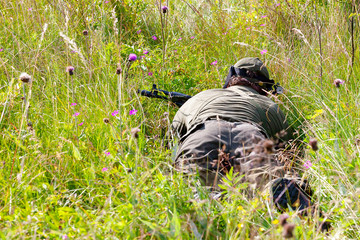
[175,120,286,194]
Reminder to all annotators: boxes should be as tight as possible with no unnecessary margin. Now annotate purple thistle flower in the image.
[73,112,80,117]
[334,79,345,88]
[152,35,157,40]
[0,48,3,52]
[148,72,153,76]
[105,1,109,3]
[178,37,182,41]
[304,160,312,169]
[137,30,141,34]
[78,122,84,126]
[66,66,75,75]
[260,49,268,55]
[246,27,251,30]
[260,23,266,26]
[128,53,137,61]
[129,109,138,115]
[105,152,110,156]
[261,15,267,18]
[102,167,109,172]
[162,5,168,13]
[190,36,195,39]
[71,103,77,106]
[112,110,119,116]
[211,60,217,66]
[28,8,33,11]
[143,50,149,54]
[276,3,280,7]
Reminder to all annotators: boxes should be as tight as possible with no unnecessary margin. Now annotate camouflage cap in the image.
[234,57,269,79]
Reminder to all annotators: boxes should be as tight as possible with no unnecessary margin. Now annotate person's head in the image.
[224,57,275,94]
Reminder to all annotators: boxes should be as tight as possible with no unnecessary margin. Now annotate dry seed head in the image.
[263,139,274,153]
[103,118,110,124]
[131,127,140,138]
[82,30,88,36]
[282,223,295,238]
[279,214,289,226]
[19,72,32,83]
[309,138,318,151]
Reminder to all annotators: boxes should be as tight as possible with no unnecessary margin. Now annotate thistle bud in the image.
[162,6,168,13]
[116,67,122,75]
[103,118,110,124]
[66,66,74,76]
[82,30,88,36]
[19,72,32,83]
[309,138,318,151]
[333,79,344,88]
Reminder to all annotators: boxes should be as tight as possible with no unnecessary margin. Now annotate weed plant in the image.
[0,0,360,239]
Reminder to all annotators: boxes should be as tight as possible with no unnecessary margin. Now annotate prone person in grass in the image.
[171,57,313,212]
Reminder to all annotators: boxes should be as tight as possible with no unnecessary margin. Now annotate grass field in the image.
[1,0,360,239]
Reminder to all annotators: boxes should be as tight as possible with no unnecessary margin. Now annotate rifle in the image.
[138,84,192,107]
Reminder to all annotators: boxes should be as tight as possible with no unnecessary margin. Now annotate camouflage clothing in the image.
[172,85,292,192]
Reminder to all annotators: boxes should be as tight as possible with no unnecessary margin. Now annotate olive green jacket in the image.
[172,85,291,141]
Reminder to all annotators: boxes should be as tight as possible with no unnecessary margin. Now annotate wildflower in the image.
[309,138,318,151]
[260,23,266,26]
[71,103,77,106]
[246,27,251,30]
[82,30,88,36]
[143,50,149,54]
[0,48,3,52]
[260,49,268,55]
[161,5,168,13]
[272,219,279,225]
[304,160,312,169]
[211,60,217,66]
[190,36,195,39]
[19,72,32,83]
[261,15,267,18]
[129,109,138,115]
[66,66,74,75]
[152,35,157,40]
[282,223,295,238]
[178,37,182,41]
[73,112,80,117]
[131,127,141,138]
[276,3,281,7]
[105,1,109,3]
[102,167,108,171]
[116,67,122,75]
[105,152,110,156]
[334,78,345,88]
[128,53,137,61]
[28,8,32,11]
[78,122,84,126]
[103,118,110,124]
[112,110,119,116]
[62,235,68,240]
[223,32,228,35]
[148,72,153,76]
[137,30,141,34]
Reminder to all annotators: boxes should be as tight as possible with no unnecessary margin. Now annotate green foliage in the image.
[0,0,359,238]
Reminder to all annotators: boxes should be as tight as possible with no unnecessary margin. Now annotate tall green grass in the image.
[0,0,359,238]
